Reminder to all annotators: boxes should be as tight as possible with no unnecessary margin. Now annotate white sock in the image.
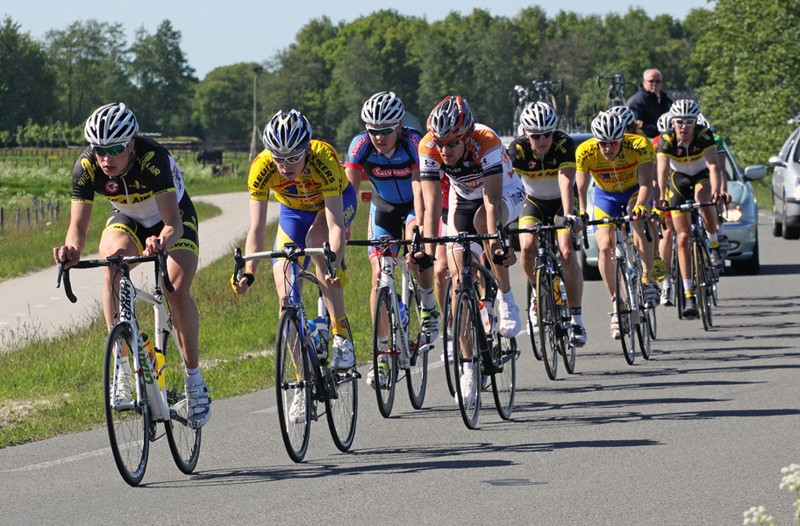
[420,285,436,310]
[683,279,694,294]
[185,366,204,387]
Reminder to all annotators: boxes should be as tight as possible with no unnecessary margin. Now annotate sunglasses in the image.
[272,151,306,164]
[673,118,696,126]
[433,138,462,149]
[526,131,553,140]
[93,140,130,157]
[597,140,619,148]
[366,125,397,137]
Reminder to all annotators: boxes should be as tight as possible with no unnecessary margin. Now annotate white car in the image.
[768,125,800,240]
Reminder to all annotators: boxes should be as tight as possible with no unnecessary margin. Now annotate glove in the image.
[332,267,347,287]
[230,272,254,294]
[411,251,435,271]
[565,214,583,229]
[631,204,649,218]
[656,199,669,211]
[491,246,511,267]
[652,208,666,222]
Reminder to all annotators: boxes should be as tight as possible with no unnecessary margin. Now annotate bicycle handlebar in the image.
[233,243,336,282]
[56,252,173,304]
[585,214,653,243]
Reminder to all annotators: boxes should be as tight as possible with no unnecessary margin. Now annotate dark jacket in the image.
[626,87,673,138]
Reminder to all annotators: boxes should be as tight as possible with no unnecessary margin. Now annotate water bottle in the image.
[310,317,328,359]
[553,276,564,306]
[397,295,409,328]
[478,300,491,332]
[141,332,165,389]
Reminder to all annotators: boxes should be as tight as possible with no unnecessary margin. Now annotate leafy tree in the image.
[45,19,131,126]
[194,63,263,142]
[0,17,57,134]
[128,20,197,135]
[695,0,800,164]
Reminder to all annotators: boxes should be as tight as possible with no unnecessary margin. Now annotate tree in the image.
[695,0,800,165]
[128,20,197,136]
[194,63,264,142]
[0,17,57,134]
[45,19,131,126]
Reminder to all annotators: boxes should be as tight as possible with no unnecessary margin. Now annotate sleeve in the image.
[318,145,346,198]
[247,152,273,201]
[146,148,178,196]
[344,133,369,170]
[71,152,96,204]
[418,135,443,181]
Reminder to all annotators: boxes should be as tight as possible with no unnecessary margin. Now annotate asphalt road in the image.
[1,216,798,525]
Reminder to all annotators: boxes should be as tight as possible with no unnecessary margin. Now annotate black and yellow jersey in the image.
[657,125,715,175]
[71,137,185,228]
[507,131,575,200]
[248,140,349,212]
[576,133,654,193]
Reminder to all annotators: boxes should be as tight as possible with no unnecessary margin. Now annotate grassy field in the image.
[0,201,375,447]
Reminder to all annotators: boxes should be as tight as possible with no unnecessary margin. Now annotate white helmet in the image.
[696,113,711,128]
[519,101,559,132]
[610,105,636,128]
[590,111,626,141]
[262,109,312,154]
[670,99,701,118]
[361,91,405,126]
[84,102,139,146]
[657,112,673,134]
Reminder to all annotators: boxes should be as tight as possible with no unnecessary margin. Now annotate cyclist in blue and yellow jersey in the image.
[231,109,357,374]
[344,91,439,389]
[656,99,729,319]
[653,111,678,307]
[507,101,587,346]
[53,102,210,429]
[576,111,658,340]
[415,95,525,403]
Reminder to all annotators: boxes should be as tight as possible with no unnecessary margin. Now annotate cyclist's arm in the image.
[323,194,346,272]
[344,166,362,195]
[420,178,441,255]
[634,163,653,209]
[410,166,424,239]
[559,166,576,217]
[482,172,503,249]
[56,201,92,265]
[575,170,590,215]
[704,146,725,196]
[244,199,269,276]
[147,192,184,255]
[656,155,670,203]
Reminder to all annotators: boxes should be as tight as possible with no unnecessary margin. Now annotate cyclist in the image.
[344,91,438,389]
[415,95,525,404]
[656,99,729,319]
[53,102,211,429]
[506,101,587,346]
[576,111,658,340]
[231,109,357,378]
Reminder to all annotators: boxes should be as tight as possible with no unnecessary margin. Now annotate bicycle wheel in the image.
[442,278,456,397]
[163,332,201,474]
[615,258,636,365]
[104,322,150,486]
[325,367,358,452]
[526,282,543,361]
[452,289,481,429]
[672,237,685,319]
[535,268,559,380]
[404,279,428,410]
[491,336,518,420]
[554,267,575,374]
[275,309,311,463]
[371,287,397,417]
[694,242,713,331]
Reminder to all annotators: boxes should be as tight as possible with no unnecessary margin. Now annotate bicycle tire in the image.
[325,367,358,452]
[526,282,543,361]
[671,236,685,319]
[163,332,202,474]
[442,279,456,397]
[404,278,428,410]
[615,257,636,365]
[104,322,150,486]
[452,289,481,429]
[535,268,559,380]
[638,304,653,360]
[275,309,311,463]
[694,242,713,331]
[554,266,575,374]
[371,287,397,417]
[491,336,518,420]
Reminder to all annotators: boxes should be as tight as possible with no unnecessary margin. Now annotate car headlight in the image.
[722,203,743,223]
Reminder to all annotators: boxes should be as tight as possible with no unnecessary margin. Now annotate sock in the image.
[420,285,436,310]
[185,366,204,387]
[683,278,694,298]
[332,316,349,338]
[570,307,583,326]
[663,274,672,288]
[709,232,718,244]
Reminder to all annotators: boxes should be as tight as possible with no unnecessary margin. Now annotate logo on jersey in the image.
[350,136,368,158]
[527,160,538,170]
[676,147,685,157]
[105,180,120,193]
[371,167,412,179]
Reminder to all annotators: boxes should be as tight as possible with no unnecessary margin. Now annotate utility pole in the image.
[249,65,263,162]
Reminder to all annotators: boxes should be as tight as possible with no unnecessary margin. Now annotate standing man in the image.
[626,69,673,139]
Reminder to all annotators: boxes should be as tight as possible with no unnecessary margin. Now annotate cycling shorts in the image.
[518,194,564,229]
[104,192,199,255]
[592,186,639,231]
[668,169,711,209]
[274,184,356,267]
[367,198,416,258]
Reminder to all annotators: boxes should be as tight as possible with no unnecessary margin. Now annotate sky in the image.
[5,0,711,79]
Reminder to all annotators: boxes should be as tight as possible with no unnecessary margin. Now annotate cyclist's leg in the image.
[669,173,698,317]
[695,178,722,266]
[99,211,144,331]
